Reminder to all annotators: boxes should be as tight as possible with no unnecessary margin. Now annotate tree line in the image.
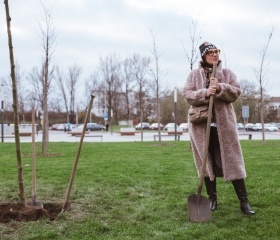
[2,68,279,126]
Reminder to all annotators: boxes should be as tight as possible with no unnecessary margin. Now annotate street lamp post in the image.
[174,87,177,141]
[110,109,113,135]
[36,109,39,136]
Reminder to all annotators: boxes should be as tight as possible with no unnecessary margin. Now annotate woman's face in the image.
[205,49,220,65]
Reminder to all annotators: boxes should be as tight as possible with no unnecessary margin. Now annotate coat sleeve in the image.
[183,70,210,106]
[215,69,241,103]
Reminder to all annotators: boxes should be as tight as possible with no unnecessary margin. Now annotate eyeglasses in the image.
[206,49,220,57]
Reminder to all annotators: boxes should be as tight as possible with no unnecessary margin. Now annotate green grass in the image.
[0,140,280,240]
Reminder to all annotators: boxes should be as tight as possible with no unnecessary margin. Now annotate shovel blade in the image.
[187,194,211,222]
[27,201,44,209]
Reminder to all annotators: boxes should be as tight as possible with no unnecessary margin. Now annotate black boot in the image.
[232,179,256,215]
[204,177,217,211]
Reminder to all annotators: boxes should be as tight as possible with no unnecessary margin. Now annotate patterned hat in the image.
[199,42,217,58]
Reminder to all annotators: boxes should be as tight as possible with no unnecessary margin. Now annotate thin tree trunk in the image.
[140,96,143,142]
[157,97,161,143]
[4,0,25,205]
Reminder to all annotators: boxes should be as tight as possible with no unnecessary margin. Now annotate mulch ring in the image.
[0,202,63,223]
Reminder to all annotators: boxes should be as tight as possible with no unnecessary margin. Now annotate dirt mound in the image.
[0,202,63,223]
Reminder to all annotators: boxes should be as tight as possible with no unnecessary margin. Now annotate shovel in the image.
[27,106,43,208]
[188,62,217,222]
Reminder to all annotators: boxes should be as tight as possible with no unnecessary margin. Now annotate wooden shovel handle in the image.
[197,62,217,195]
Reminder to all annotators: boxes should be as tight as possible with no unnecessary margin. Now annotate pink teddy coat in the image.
[183,62,246,181]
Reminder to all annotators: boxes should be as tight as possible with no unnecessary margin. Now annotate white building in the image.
[266,97,280,110]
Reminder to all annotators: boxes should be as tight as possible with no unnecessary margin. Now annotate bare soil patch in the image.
[0,202,62,223]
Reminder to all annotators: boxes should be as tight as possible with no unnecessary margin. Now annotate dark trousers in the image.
[208,126,223,177]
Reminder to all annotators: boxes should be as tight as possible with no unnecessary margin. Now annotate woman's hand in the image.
[207,77,221,96]
[206,85,216,96]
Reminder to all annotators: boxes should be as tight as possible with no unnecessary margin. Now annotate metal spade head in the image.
[188,194,211,222]
[27,200,44,209]
[27,196,44,209]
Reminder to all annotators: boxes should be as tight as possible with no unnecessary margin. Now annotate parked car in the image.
[272,123,280,130]
[251,123,266,132]
[86,123,105,131]
[71,124,80,129]
[135,122,150,130]
[164,123,178,131]
[178,123,189,131]
[264,124,279,132]
[251,123,262,131]
[250,123,279,132]
[236,123,245,130]
[245,123,255,131]
[50,123,60,130]
[57,123,72,131]
[149,123,163,130]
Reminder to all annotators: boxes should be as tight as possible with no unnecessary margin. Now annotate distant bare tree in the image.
[122,57,135,122]
[131,53,151,141]
[236,79,258,123]
[220,44,229,68]
[149,31,164,143]
[182,18,202,71]
[55,65,82,123]
[68,65,82,123]
[55,67,69,117]
[85,72,99,97]
[27,66,44,110]
[2,63,28,119]
[37,3,57,154]
[98,54,122,124]
[182,19,203,149]
[82,72,99,123]
[240,80,257,98]
[4,0,26,205]
[48,97,63,113]
[253,27,273,143]
[15,63,27,123]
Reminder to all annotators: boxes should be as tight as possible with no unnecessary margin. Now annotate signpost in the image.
[242,106,249,124]
[174,87,177,141]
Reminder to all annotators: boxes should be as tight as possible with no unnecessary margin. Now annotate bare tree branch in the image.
[252,27,273,143]
[149,30,164,142]
[182,18,202,70]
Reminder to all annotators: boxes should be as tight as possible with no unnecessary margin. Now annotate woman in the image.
[183,41,255,215]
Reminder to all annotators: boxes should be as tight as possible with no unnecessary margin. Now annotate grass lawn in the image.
[0,140,280,240]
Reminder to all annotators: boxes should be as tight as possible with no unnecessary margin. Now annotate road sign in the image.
[104,113,108,120]
[242,106,249,118]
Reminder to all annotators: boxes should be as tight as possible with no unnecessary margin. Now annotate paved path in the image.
[1,127,280,143]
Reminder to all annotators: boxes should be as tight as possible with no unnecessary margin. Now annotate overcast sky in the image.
[1,0,279,97]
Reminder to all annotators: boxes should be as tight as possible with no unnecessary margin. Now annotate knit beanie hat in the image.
[199,42,217,58]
